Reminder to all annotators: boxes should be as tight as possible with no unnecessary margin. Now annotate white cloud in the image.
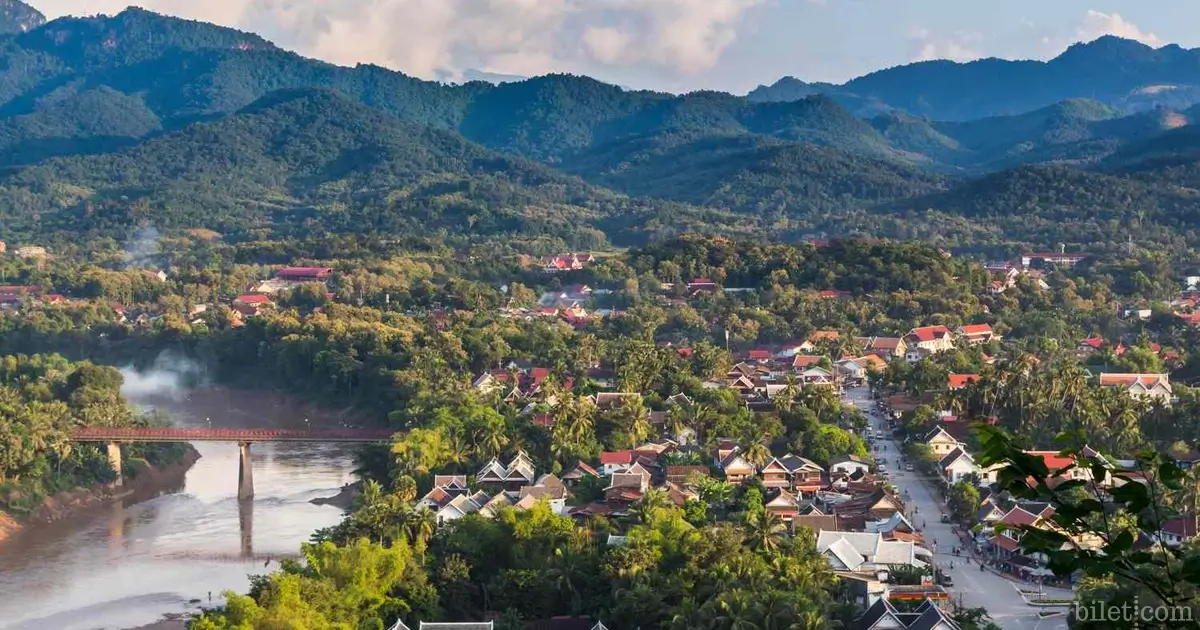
[37,0,764,82]
[1076,10,1163,47]
[908,29,983,63]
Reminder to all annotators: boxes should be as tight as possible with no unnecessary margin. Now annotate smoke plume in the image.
[122,225,161,270]
[120,351,208,402]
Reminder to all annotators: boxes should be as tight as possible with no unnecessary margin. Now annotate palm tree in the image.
[713,589,761,630]
[631,488,672,524]
[404,507,436,547]
[747,511,787,553]
[355,478,384,509]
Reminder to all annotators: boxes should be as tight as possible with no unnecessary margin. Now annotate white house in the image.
[923,426,964,457]
[830,455,872,477]
[938,448,989,485]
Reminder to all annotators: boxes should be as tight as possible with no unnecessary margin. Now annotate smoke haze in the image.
[120,352,208,402]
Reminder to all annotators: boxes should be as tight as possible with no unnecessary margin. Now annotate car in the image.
[940,514,951,523]
[905,463,914,472]
[937,572,954,587]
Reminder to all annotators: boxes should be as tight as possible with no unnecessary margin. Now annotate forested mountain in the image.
[0,0,42,35]
[751,36,1200,120]
[0,89,750,248]
[1,4,1200,252]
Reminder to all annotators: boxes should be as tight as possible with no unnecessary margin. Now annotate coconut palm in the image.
[631,488,672,524]
[747,511,787,553]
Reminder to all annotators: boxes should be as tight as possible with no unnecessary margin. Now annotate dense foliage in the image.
[0,354,184,514]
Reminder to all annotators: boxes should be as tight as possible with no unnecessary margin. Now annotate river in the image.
[0,387,365,630]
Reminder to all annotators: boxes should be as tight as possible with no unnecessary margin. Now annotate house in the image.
[1023,252,1086,267]
[800,366,837,388]
[798,330,840,353]
[1098,373,1173,404]
[435,491,491,525]
[833,488,905,522]
[975,501,1006,526]
[857,337,907,361]
[792,355,826,370]
[275,267,333,283]
[850,598,961,630]
[946,374,980,390]
[760,457,794,489]
[666,465,709,485]
[922,426,964,457]
[836,358,867,382]
[765,489,802,522]
[1155,516,1197,547]
[391,620,495,630]
[686,278,718,294]
[816,531,930,572]
[599,450,635,476]
[1076,337,1107,354]
[476,452,537,490]
[561,462,600,485]
[830,455,872,477]
[903,326,954,361]
[780,454,827,491]
[956,323,996,345]
[719,451,756,484]
[235,294,273,306]
[937,448,987,485]
[604,469,650,504]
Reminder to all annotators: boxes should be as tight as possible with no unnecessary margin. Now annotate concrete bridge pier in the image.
[238,442,254,500]
[238,495,253,557]
[106,442,123,486]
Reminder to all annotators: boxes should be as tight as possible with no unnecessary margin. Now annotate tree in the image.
[947,479,981,522]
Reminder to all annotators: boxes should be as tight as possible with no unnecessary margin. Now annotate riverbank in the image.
[0,446,201,545]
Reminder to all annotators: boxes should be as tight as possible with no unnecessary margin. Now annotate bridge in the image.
[70,427,395,499]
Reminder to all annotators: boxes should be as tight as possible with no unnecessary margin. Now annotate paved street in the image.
[842,386,1070,630]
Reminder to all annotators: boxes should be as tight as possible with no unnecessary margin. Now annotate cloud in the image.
[38,0,764,82]
[908,28,984,63]
[1075,10,1163,47]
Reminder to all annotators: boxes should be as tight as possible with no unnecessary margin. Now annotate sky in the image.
[33,1,1200,94]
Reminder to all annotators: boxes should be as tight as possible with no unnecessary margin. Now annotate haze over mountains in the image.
[2,1,1200,253]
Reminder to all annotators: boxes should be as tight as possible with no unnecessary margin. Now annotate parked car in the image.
[905,463,914,472]
[940,513,951,523]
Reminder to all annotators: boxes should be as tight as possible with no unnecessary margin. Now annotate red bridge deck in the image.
[69,427,396,443]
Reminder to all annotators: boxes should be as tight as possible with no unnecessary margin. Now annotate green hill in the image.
[0,88,749,248]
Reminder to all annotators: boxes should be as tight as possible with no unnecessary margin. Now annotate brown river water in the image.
[0,386,365,630]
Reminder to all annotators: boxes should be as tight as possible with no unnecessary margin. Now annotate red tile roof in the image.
[236,294,271,304]
[1024,451,1075,474]
[1078,337,1106,350]
[1098,373,1169,388]
[1162,516,1198,537]
[809,330,840,341]
[947,374,981,389]
[959,323,993,335]
[907,325,951,342]
[792,355,824,369]
[600,450,633,465]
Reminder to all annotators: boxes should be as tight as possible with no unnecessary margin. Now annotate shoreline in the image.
[0,445,202,546]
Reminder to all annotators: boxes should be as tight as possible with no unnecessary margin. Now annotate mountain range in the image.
[2,2,1200,254]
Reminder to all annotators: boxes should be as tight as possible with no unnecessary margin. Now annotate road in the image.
[842,386,1070,630]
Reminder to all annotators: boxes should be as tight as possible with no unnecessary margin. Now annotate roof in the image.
[809,330,840,341]
[852,599,904,630]
[1078,336,1106,349]
[1098,373,1171,388]
[1023,450,1075,474]
[599,450,633,465]
[937,447,971,470]
[418,623,494,630]
[792,514,839,535]
[854,354,889,371]
[906,325,951,342]
[959,323,993,336]
[1160,516,1197,537]
[999,506,1041,528]
[562,461,599,479]
[907,606,963,630]
[792,355,825,369]
[277,266,333,277]
[864,336,903,351]
[236,294,271,304]
[947,374,980,389]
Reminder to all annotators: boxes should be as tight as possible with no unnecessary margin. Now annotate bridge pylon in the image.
[107,442,123,486]
[238,442,254,500]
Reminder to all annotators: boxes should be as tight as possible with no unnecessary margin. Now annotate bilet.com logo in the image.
[1074,596,1194,627]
